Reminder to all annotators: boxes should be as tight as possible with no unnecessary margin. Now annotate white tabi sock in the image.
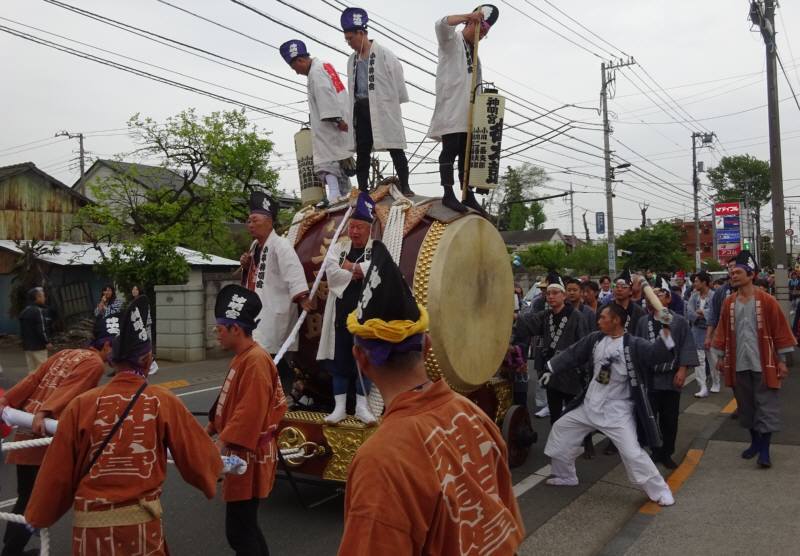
[324,174,340,203]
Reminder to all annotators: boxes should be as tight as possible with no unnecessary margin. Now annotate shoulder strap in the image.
[82,380,148,479]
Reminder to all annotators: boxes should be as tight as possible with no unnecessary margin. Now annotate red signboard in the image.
[718,244,741,258]
[714,202,740,216]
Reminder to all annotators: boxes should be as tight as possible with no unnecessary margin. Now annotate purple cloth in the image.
[354,334,424,366]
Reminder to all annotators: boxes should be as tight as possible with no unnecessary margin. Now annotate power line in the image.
[776,52,800,111]
[540,0,630,57]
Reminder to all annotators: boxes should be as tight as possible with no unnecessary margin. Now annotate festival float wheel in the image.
[501,404,536,468]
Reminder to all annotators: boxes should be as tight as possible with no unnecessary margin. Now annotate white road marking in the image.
[175,385,221,398]
[0,498,18,509]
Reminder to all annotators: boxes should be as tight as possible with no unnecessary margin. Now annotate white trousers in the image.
[545,404,671,501]
[695,348,708,389]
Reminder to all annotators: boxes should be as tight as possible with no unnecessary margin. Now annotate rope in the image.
[1,437,53,452]
[285,205,314,246]
[0,513,49,555]
[274,205,354,365]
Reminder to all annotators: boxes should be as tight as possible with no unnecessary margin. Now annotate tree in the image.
[8,240,60,318]
[759,235,774,269]
[519,243,568,272]
[74,108,279,295]
[566,243,608,275]
[488,164,550,231]
[616,222,691,272]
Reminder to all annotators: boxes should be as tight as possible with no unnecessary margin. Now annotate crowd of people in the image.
[507,250,795,506]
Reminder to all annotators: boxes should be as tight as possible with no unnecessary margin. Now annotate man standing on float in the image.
[340,7,413,197]
[430,5,499,213]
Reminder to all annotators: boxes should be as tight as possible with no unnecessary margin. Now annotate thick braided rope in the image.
[285,205,313,246]
[274,205,355,365]
[0,513,49,555]
[1,437,53,452]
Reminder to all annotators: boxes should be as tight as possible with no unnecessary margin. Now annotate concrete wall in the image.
[155,283,205,362]
[203,273,238,354]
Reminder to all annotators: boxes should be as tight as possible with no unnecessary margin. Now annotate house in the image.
[0,162,90,242]
[501,228,568,253]
[563,234,586,251]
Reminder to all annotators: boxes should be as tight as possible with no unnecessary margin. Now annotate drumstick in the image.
[638,276,672,325]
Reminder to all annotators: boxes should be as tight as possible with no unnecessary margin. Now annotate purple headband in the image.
[111,340,152,374]
[215,317,255,332]
[354,334,424,366]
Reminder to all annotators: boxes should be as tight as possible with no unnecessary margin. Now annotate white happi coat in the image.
[316,238,372,361]
[429,17,483,141]
[249,231,308,354]
[346,40,409,151]
[307,58,353,166]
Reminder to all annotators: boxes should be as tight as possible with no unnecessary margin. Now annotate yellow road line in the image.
[639,448,704,515]
[154,379,190,390]
[721,398,738,414]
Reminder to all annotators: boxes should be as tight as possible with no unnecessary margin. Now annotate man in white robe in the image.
[240,191,310,389]
[542,297,676,506]
[316,192,377,424]
[429,5,499,214]
[340,7,413,197]
[280,39,353,206]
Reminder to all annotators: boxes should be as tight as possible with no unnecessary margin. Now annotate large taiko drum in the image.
[290,187,514,396]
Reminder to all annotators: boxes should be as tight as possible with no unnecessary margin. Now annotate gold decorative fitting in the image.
[277,426,308,468]
[322,424,378,482]
[489,377,513,423]
[412,221,447,383]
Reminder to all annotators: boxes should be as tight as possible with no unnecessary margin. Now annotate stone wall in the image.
[155,283,205,362]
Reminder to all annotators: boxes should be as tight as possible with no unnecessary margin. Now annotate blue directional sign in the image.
[596,212,605,235]
[717,230,741,243]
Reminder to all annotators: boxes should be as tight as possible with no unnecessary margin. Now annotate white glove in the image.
[538,372,552,387]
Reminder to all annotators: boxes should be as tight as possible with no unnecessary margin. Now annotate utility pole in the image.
[639,203,649,228]
[582,211,591,244]
[750,0,789,318]
[55,130,85,190]
[602,57,636,275]
[691,131,716,272]
[569,183,575,242]
[788,205,794,261]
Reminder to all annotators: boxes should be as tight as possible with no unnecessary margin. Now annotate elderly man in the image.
[340,7,413,197]
[609,269,646,334]
[711,251,796,468]
[279,39,352,206]
[25,297,222,554]
[240,191,311,387]
[18,287,53,373]
[317,192,378,424]
[430,5,499,214]
[338,241,524,554]
[0,313,119,556]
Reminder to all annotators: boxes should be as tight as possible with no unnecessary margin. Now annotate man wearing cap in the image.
[430,5,499,214]
[338,241,524,555]
[609,269,646,334]
[280,39,353,206]
[0,313,119,556]
[340,7,413,197]
[634,276,699,469]
[25,297,222,554]
[240,191,311,386]
[542,288,677,506]
[711,251,796,468]
[209,285,288,555]
[316,192,378,424]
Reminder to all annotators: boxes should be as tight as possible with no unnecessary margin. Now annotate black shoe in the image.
[358,184,369,193]
[400,184,415,197]
[463,188,488,217]
[441,186,468,213]
[315,198,330,209]
[742,429,760,459]
[582,437,595,460]
[660,456,679,469]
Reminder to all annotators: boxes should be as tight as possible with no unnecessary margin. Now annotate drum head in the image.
[424,215,514,391]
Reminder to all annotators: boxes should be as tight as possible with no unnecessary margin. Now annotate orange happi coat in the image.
[712,288,797,389]
[25,372,222,556]
[210,342,288,502]
[338,379,525,556]
[5,348,105,466]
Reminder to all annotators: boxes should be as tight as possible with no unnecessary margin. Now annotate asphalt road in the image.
[0,351,741,555]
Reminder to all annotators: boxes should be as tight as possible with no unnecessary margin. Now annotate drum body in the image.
[279,192,518,481]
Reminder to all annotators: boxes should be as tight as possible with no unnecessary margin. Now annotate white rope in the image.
[0,512,49,555]
[274,205,355,365]
[285,205,314,247]
[1,437,53,452]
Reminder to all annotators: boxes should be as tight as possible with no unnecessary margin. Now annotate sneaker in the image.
[710,383,721,393]
[656,490,675,506]
[148,360,159,376]
[659,456,679,470]
[693,388,709,398]
[546,476,579,487]
[534,406,550,419]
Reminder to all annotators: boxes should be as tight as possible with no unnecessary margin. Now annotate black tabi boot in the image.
[400,181,415,198]
[582,435,595,459]
[441,185,468,213]
[741,429,760,459]
[463,187,489,217]
[757,432,772,468]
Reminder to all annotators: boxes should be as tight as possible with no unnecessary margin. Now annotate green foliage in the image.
[73,108,280,289]
[519,242,568,272]
[8,240,60,318]
[489,164,550,231]
[616,222,692,272]
[759,235,774,269]
[566,242,609,275]
[701,258,724,272]
[707,155,770,206]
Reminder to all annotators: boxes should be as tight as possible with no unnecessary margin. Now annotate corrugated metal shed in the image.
[0,240,239,267]
[0,162,90,241]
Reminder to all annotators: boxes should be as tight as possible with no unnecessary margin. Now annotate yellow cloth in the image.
[73,499,162,528]
[346,304,429,342]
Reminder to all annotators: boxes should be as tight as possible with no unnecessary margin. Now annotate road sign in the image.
[787,229,794,237]
[716,230,741,243]
[596,212,605,235]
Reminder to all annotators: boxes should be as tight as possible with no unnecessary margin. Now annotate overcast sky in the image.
[2,0,800,242]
